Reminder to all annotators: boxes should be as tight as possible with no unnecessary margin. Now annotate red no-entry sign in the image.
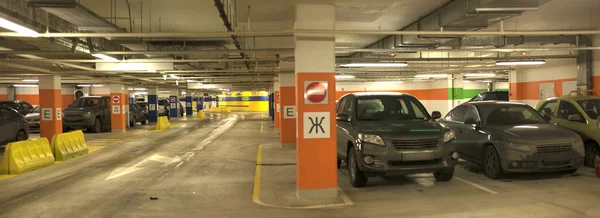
[112,95,120,104]
[304,81,328,104]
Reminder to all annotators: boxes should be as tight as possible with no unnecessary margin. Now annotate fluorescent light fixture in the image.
[340,63,408,67]
[91,54,118,61]
[163,74,167,80]
[13,84,38,87]
[176,80,179,85]
[158,90,170,93]
[147,69,157,73]
[495,60,545,66]
[0,17,39,37]
[22,79,39,82]
[375,81,404,84]
[481,80,493,83]
[475,7,538,12]
[196,82,203,85]
[77,84,91,87]
[464,80,472,83]
[414,74,449,78]
[335,75,356,79]
[464,73,496,77]
[92,84,104,87]
[169,74,179,79]
[133,91,148,95]
[186,80,194,82]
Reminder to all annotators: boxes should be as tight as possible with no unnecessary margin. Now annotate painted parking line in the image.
[252,145,353,209]
[454,176,499,195]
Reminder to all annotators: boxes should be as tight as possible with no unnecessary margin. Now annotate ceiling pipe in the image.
[3,58,290,63]
[213,0,250,70]
[337,55,576,62]
[4,29,600,38]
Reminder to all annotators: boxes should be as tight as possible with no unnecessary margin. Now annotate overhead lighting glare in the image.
[481,80,493,83]
[158,90,170,93]
[169,74,179,79]
[475,7,538,12]
[0,17,39,37]
[464,80,472,83]
[340,63,408,67]
[186,80,194,82]
[22,79,39,82]
[92,84,104,87]
[335,75,356,79]
[495,60,545,66]
[163,74,168,80]
[147,69,157,73]
[77,84,91,87]
[375,81,404,84]
[176,80,179,85]
[464,73,496,77]
[414,74,449,78]
[13,84,38,87]
[91,54,118,61]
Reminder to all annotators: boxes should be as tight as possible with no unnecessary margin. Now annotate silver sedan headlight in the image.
[443,130,456,143]
[358,133,385,147]
[573,138,585,154]
[508,142,532,152]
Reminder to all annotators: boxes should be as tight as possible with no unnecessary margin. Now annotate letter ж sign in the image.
[303,112,330,139]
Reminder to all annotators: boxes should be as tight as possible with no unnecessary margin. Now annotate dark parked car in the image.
[129,103,147,127]
[0,106,29,145]
[24,106,40,131]
[158,99,170,117]
[440,101,584,179]
[467,91,509,102]
[63,96,111,133]
[136,102,148,112]
[336,92,458,187]
[0,100,34,115]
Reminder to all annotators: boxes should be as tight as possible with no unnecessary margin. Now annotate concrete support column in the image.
[185,91,193,116]
[294,4,337,199]
[279,71,296,146]
[169,89,179,118]
[273,81,281,129]
[39,75,62,139]
[447,74,464,111]
[509,71,520,101]
[148,88,159,122]
[110,84,127,132]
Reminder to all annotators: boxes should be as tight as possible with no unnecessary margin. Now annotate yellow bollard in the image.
[198,110,206,118]
[225,107,231,113]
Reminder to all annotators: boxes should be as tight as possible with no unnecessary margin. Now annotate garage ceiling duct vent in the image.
[356,0,540,57]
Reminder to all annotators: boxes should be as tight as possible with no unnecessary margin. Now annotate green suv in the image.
[535,96,600,166]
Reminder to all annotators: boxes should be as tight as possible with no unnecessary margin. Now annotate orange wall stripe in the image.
[0,94,7,101]
[15,94,40,105]
[295,73,337,190]
[336,88,448,101]
[594,76,600,96]
[510,78,576,100]
[61,95,74,109]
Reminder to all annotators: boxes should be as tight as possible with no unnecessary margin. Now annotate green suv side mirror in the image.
[567,114,582,122]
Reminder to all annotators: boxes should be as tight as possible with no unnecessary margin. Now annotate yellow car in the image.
[535,96,600,166]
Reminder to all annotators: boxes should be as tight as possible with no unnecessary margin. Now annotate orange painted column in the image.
[279,72,296,145]
[274,81,281,129]
[39,75,62,139]
[110,84,127,132]
[294,4,337,199]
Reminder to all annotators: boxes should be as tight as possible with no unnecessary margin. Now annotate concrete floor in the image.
[0,112,599,218]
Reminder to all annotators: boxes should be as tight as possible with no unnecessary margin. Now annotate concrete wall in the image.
[218,91,269,112]
[8,85,78,109]
[0,86,8,101]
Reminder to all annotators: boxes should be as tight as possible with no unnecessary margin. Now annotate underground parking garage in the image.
[0,0,599,217]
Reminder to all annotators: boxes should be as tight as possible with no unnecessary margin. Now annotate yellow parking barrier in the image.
[225,107,231,113]
[50,130,89,161]
[0,138,54,175]
[198,110,206,118]
[155,116,171,130]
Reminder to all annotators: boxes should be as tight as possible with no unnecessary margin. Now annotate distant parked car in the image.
[0,106,29,145]
[63,96,111,133]
[24,106,40,131]
[129,102,147,127]
[536,96,600,167]
[136,102,148,112]
[467,91,509,102]
[336,92,458,187]
[441,101,584,179]
[158,99,170,117]
[0,100,35,115]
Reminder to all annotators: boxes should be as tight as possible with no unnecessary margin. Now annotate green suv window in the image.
[577,99,600,119]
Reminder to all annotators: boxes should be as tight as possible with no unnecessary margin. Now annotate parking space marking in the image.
[252,145,354,209]
[455,176,498,195]
[578,171,596,177]
[88,146,107,153]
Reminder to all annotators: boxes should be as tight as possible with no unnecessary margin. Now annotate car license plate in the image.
[402,152,434,161]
